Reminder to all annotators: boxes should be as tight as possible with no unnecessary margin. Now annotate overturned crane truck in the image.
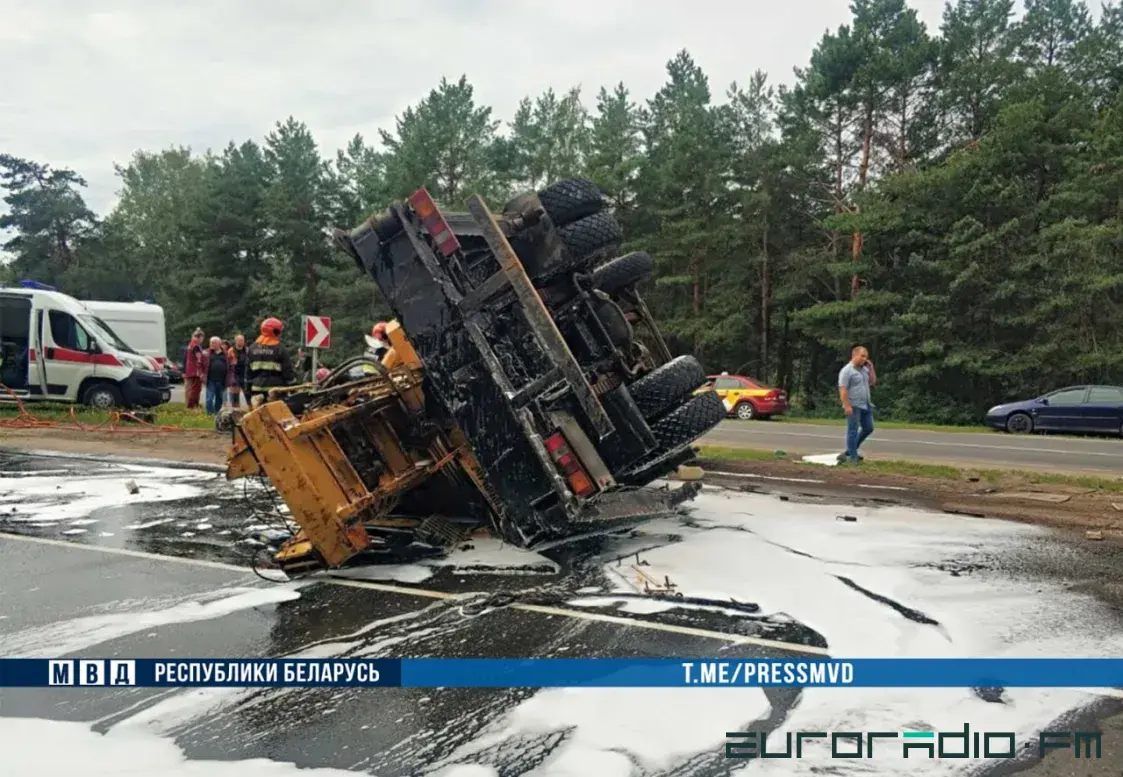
[225,178,725,577]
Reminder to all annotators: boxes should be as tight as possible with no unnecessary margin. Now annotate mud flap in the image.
[573,481,701,528]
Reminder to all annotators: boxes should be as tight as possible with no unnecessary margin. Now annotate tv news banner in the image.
[3,657,1123,689]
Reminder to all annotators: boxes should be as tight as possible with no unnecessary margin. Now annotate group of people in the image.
[181,317,393,414]
[182,315,879,464]
[182,330,248,414]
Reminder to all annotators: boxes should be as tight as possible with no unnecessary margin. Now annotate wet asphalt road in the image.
[3,449,1123,776]
[702,420,1123,476]
[1,540,807,777]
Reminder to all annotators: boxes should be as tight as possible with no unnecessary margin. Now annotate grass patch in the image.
[696,446,789,462]
[0,401,213,431]
[698,445,1123,492]
[974,468,1123,492]
[769,415,992,434]
[851,459,961,479]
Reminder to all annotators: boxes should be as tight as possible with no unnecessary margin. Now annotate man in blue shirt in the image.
[837,345,877,463]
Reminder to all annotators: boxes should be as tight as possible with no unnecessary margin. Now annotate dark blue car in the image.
[985,385,1123,435]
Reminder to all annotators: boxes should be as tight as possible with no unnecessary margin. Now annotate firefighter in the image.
[347,322,391,380]
[246,316,295,407]
[366,322,390,360]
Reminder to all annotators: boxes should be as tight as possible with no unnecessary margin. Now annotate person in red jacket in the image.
[183,328,206,409]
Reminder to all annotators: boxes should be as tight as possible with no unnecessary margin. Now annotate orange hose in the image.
[0,383,200,434]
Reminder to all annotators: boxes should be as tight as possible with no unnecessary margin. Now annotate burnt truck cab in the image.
[332,180,725,548]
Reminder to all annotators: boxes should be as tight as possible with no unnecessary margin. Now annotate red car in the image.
[704,373,789,420]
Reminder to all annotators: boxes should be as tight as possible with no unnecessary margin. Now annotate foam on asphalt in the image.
[2,450,1123,775]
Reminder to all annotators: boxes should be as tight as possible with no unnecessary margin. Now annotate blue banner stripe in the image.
[2,658,1123,688]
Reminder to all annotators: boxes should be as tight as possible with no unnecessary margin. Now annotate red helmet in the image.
[261,317,284,337]
[372,322,388,338]
[315,367,330,382]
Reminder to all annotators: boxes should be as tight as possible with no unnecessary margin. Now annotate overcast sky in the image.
[4,0,959,215]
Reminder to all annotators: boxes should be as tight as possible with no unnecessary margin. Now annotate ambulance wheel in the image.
[83,383,123,409]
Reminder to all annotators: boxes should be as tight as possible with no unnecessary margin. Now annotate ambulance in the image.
[81,299,168,368]
[0,282,171,409]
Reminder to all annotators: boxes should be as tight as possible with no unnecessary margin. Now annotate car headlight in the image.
[987,405,1003,415]
[123,355,149,371]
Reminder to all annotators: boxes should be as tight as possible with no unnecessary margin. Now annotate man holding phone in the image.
[838,345,877,464]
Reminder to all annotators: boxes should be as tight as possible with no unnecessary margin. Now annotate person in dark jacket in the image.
[227,333,248,407]
[204,336,234,415]
[246,317,295,406]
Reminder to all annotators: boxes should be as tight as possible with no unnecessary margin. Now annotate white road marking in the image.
[707,471,826,484]
[707,427,1123,458]
[0,531,829,656]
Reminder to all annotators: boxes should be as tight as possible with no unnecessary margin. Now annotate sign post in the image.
[302,315,331,380]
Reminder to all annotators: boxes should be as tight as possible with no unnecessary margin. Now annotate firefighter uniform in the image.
[350,322,390,379]
[246,317,295,405]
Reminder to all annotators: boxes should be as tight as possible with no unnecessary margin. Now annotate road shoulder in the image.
[4,427,1121,541]
[697,456,1123,540]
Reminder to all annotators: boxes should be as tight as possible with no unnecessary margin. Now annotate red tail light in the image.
[766,390,780,399]
[544,431,597,498]
[408,188,462,257]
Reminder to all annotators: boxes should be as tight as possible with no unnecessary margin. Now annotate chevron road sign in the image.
[303,315,331,349]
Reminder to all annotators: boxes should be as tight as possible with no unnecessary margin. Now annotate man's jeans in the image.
[205,381,225,415]
[845,405,875,461]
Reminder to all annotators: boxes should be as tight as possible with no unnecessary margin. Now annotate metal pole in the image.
[311,347,318,381]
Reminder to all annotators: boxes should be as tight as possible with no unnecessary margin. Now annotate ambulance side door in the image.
[42,308,97,400]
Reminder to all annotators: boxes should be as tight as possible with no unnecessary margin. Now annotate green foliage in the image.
[2,0,1122,423]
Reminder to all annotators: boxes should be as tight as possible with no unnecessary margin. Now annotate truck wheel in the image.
[591,251,654,295]
[623,390,726,476]
[537,178,606,227]
[626,355,708,420]
[557,211,623,264]
[532,211,624,283]
[83,383,123,409]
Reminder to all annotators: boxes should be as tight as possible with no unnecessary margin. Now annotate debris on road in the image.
[1086,530,1104,541]
[986,491,1072,503]
[224,179,722,578]
[801,452,840,466]
[124,479,139,495]
[837,514,858,522]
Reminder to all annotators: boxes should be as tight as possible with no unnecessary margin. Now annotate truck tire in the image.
[626,355,708,420]
[532,211,625,283]
[622,390,725,476]
[83,382,123,409]
[557,211,623,263]
[592,251,654,294]
[537,178,606,227]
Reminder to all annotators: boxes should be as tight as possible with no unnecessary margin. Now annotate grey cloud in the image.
[1,0,950,214]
